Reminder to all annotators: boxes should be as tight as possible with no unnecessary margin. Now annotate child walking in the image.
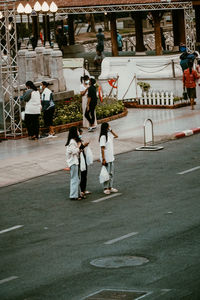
[99,122,118,195]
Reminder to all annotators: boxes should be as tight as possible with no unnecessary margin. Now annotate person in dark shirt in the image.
[85,78,97,132]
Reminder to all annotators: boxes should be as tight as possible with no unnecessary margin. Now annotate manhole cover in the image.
[83,289,148,299]
[90,256,149,268]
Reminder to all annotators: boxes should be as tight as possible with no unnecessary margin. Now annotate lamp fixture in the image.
[50,1,58,13]
[34,1,42,12]
[41,1,49,13]
[17,3,25,14]
[24,3,32,14]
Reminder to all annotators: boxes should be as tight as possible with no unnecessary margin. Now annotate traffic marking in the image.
[0,225,24,234]
[104,232,138,245]
[178,166,200,175]
[92,193,122,203]
[0,276,18,285]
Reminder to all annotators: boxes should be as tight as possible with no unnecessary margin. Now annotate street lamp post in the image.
[50,1,58,47]
[41,1,50,47]
[33,1,42,47]
[24,3,32,43]
[16,3,24,41]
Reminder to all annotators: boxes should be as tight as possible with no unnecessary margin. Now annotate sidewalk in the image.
[1,104,200,188]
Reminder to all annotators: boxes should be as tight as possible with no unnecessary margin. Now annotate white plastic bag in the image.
[21,111,25,121]
[80,152,86,171]
[85,146,93,165]
[99,166,109,183]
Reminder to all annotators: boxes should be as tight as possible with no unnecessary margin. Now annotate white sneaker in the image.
[110,188,118,193]
[104,189,111,195]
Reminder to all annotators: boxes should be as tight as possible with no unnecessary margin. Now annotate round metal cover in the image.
[90,255,149,268]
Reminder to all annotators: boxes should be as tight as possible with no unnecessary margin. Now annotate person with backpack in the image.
[41,81,55,137]
[183,60,200,110]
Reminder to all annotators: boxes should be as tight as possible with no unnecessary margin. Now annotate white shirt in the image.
[25,90,41,114]
[66,139,80,167]
[100,132,114,163]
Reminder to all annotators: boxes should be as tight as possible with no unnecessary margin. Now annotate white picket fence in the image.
[138,91,174,106]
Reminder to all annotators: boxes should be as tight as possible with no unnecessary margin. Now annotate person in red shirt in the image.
[183,60,200,110]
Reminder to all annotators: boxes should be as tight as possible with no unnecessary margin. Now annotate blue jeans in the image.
[70,164,79,198]
[103,162,114,189]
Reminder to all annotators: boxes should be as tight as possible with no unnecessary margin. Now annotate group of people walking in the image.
[65,123,118,201]
[21,81,55,140]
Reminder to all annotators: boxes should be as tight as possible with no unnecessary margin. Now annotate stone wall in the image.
[17,43,66,93]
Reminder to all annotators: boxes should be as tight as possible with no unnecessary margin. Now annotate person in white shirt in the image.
[66,126,88,201]
[99,122,118,195]
[41,81,55,137]
[80,75,90,128]
[21,81,41,140]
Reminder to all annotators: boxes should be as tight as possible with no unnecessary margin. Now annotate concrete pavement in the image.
[1,103,200,188]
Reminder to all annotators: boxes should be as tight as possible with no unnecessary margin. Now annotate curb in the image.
[175,127,200,139]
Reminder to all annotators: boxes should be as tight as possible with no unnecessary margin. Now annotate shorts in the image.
[186,87,196,99]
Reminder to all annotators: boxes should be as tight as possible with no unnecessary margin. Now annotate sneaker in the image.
[85,190,91,195]
[88,127,94,132]
[104,189,111,195]
[110,188,118,193]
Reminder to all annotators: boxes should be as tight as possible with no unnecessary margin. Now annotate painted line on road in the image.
[104,232,138,245]
[178,166,200,175]
[0,225,24,234]
[0,276,18,285]
[91,193,122,203]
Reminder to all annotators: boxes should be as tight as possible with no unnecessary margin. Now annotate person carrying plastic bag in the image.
[99,122,118,195]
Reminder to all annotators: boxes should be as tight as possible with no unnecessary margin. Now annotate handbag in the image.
[80,152,86,171]
[183,87,188,100]
[85,146,93,165]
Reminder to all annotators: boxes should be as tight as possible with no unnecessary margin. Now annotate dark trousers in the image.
[25,114,40,138]
[43,107,55,127]
[80,170,87,193]
[85,104,96,127]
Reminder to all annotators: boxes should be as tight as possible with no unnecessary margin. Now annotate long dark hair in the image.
[65,126,80,146]
[99,122,109,142]
[188,60,193,74]
[80,75,89,83]
[26,81,37,91]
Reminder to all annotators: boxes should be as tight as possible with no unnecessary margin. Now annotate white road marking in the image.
[0,276,18,285]
[92,193,122,203]
[0,225,24,234]
[104,232,138,245]
[178,166,200,175]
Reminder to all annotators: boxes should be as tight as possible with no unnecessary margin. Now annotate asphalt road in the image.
[0,136,200,300]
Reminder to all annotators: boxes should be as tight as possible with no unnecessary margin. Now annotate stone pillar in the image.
[151,11,163,55]
[68,14,75,45]
[172,10,186,47]
[110,13,118,56]
[51,49,66,92]
[35,46,45,79]
[25,49,37,82]
[18,48,27,84]
[131,12,146,53]
[43,47,53,77]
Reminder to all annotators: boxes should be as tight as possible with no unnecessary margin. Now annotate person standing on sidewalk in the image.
[21,81,41,140]
[66,126,81,201]
[99,122,118,195]
[80,75,90,128]
[41,81,55,137]
[183,60,200,110]
[85,78,98,132]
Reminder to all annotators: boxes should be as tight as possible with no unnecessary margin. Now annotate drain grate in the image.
[83,289,147,299]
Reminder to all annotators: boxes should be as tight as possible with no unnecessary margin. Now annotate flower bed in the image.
[38,95,125,127]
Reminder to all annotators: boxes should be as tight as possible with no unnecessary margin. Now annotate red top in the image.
[183,68,199,88]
